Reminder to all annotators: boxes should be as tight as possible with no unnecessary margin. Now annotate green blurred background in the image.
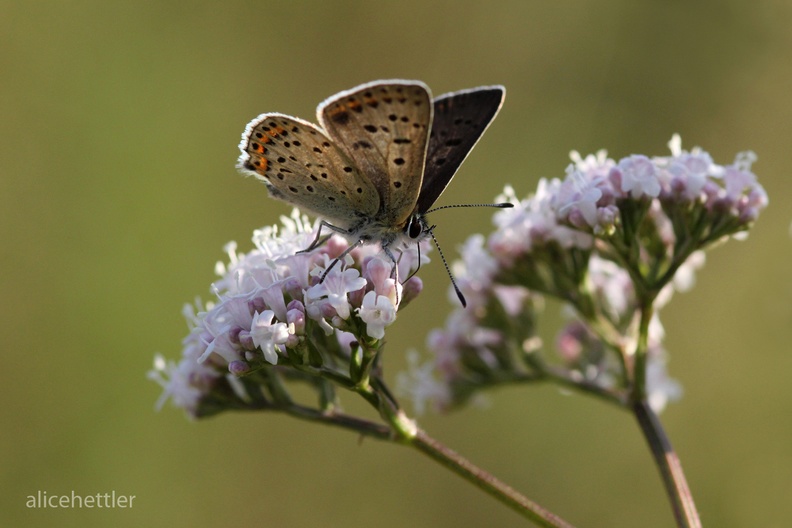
[3,1,791,526]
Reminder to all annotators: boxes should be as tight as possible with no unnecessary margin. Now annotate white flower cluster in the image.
[493,135,765,246]
[150,210,427,417]
[399,136,766,414]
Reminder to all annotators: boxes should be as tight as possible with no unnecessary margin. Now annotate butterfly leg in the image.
[298,220,346,254]
[381,245,402,306]
[382,246,400,281]
[319,239,363,283]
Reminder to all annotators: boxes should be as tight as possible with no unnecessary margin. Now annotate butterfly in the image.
[237,80,509,306]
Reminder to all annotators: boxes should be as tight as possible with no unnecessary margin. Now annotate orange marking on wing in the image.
[257,156,268,172]
[326,103,351,124]
[329,103,347,115]
[268,125,286,137]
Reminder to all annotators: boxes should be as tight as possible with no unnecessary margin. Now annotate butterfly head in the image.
[405,213,430,241]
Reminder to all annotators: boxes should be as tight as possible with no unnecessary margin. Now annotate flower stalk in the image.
[632,399,701,528]
[409,430,576,528]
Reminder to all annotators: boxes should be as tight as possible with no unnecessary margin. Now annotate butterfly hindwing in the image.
[416,86,505,213]
[237,113,380,226]
[318,80,433,228]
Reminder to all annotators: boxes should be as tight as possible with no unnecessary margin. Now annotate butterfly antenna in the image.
[427,226,467,308]
[416,202,512,307]
[425,202,514,214]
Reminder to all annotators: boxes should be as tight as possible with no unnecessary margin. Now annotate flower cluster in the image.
[399,136,765,413]
[150,210,427,418]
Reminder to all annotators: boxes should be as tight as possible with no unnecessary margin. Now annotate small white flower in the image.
[458,234,498,286]
[570,148,615,178]
[148,353,220,417]
[451,234,498,309]
[356,291,397,340]
[490,180,593,259]
[305,266,367,320]
[667,134,682,157]
[618,155,661,198]
[557,166,603,226]
[672,250,706,293]
[250,310,290,364]
[363,255,402,301]
[646,357,683,414]
[396,350,451,414]
[588,256,633,319]
[722,164,759,201]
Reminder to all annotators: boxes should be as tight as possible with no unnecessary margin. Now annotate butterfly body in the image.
[238,79,505,266]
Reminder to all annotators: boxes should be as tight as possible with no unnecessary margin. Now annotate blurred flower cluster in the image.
[149,209,426,418]
[398,135,767,413]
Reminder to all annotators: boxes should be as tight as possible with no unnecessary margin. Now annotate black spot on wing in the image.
[330,109,350,124]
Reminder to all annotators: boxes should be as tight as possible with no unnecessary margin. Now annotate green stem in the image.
[241,401,394,440]
[632,400,701,528]
[408,430,576,528]
[542,366,627,407]
[355,337,380,389]
[259,394,575,527]
[362,372,574,527]
[628,292,701,526]
[631,298,654,398]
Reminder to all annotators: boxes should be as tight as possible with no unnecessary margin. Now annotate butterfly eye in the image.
[407,215,424,239]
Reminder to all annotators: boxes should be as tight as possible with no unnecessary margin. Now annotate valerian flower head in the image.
[399,137,764,415]
[491,182,592,261]
[151,209,428,418]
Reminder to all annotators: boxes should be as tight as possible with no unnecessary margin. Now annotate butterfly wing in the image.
[317,80,432,228]
[237,113,380,227]
[416,86,505,213]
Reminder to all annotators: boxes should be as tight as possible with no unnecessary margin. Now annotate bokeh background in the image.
[3,2,791,527]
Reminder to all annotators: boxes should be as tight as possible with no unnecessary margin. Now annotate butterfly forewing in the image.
[416,86,505,213]
[318,80,432,227]
[238,113,379,226]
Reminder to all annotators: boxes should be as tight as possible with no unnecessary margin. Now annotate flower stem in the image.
[269,399,575,527]
[631,301,652,397]
[542,366,627,407]
[632,399,701,528]
[279,403,393,440]
[408,429,576,528]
